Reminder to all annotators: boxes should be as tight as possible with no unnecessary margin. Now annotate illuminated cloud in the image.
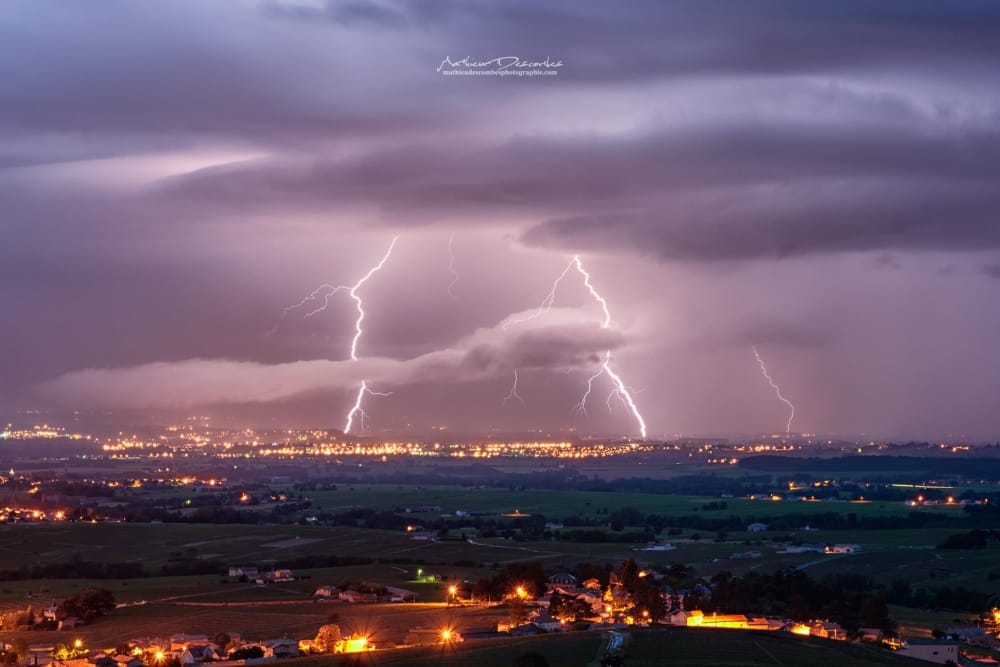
[38,313,625,410]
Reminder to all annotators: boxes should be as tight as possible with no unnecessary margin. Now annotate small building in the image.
[263,639,298,659]
[898,639,958,664]
[858,627,883,643]
[170,635,209,651]
[529,611,563,632]
[27,645,55,667]
[384,586,417,602]
[402,628,461,646]
[112,655,143,667]
[688,612,750,629]
[548,573,577,587]
[313,585,337,598]
[228,566,259,579]
[408,531,437,541]
[824,544,861,554]
[810,621,846,640]
[668,609,692,626]
[339,590,379,604]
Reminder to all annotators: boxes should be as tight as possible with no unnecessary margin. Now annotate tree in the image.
[213,633,231,653]
[314,624,343,653]
[508,597,528,627]
[60,587,116,622]
[618,558,640,594]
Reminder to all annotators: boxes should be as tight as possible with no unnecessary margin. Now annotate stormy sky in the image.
[2,0,1000,439]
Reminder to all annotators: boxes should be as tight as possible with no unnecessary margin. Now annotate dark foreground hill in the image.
[286,626,933,667]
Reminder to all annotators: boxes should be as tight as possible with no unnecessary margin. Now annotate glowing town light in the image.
[446,232,459,298]
[502,368,524,406]
[752,346,795,433]
[571,256,647,438]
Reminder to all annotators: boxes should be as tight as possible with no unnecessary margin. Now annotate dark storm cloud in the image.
[150,112,1000,260]
[264,0,1000,82]
[0,2,437,156]
[521,182,1000,262]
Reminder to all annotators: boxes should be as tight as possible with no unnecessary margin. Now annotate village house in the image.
[313,585,337,598]
[687,612,751,629]
[384,586,417,602]
[668,609,693,626]
[527,610,563,632]
[263,639,298,659]
[548,573,577,587]
[228,566,259,579]
[402,628,462,646]
[27,644,55,666]
[169,634,209,652]
[407,530,437,541]
[112,655,143,667]
[898,638,958,664]
[809,621,846,640]
[404,505,441,513]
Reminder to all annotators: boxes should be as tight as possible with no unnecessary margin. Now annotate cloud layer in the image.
[39,313,624,410]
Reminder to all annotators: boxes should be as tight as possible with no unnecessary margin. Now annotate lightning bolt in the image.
[288,284,352,319]
[752,345,795,433]
[282,237,398,435]
[446,233,460,299]
[345,381,394,433]
[573,363,604,416]
[343,236,399,433]
[501,257,576,329]
[571,256,648,438]
[502,368,525,406]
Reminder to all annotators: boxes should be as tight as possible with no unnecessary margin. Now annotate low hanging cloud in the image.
[38,310,624,409]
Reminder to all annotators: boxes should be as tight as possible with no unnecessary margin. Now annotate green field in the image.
[1,483,997,658]
[305,485,958,521]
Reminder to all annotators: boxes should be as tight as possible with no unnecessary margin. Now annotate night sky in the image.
[2,1,999,439]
